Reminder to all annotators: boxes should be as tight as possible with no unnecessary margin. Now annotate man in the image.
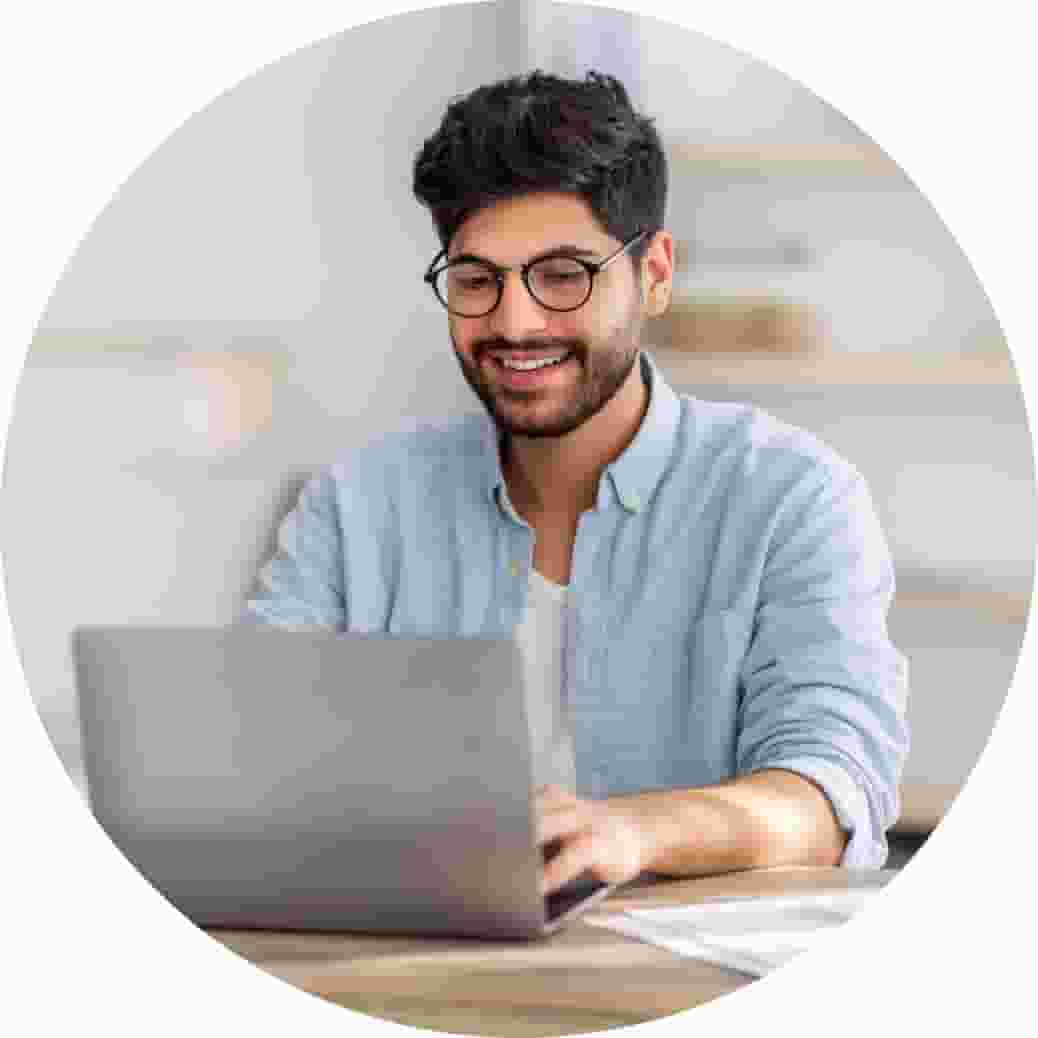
[247,71,908,894]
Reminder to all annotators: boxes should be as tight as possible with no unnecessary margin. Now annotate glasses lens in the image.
[439,262,499,316]
[527,258,591,311]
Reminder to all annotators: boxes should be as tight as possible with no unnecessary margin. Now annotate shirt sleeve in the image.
[241,469,348,630]
[735,459,910,868]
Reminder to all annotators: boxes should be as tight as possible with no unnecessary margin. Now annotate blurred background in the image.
[3,1,1033,866]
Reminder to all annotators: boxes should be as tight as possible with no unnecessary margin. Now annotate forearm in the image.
[617,768,848,877]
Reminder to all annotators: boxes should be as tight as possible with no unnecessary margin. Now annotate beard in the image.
[451,309,643,440]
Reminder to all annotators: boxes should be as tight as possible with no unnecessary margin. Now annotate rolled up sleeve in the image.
[735,461,910,868]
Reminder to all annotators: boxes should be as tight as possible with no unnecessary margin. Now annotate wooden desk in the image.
[211,867,894,1035]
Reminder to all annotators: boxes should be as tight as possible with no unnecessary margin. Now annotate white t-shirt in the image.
[514,568,578,792]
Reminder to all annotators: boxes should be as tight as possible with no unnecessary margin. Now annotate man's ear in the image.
[640,229,674,318]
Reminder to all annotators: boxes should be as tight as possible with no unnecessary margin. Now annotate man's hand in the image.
[535,784,660,895]
[534,771,847,895]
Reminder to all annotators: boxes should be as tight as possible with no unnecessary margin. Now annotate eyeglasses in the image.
[423,229,649,318]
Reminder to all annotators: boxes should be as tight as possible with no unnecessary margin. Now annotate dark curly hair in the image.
[413,71,667,258]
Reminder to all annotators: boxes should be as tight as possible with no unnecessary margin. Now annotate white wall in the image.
[5,3,509,783]
[3,3,1032,799]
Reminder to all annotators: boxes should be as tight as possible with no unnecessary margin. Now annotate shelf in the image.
[27,331,292,370]
[652,346,1019,388]
[667,140,906,180]
[893,588,1032,626]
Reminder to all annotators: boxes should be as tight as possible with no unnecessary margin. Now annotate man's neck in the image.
[502,358,649,521]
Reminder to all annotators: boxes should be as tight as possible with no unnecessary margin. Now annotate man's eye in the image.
[533,260,586,284]
[450,271,495,291]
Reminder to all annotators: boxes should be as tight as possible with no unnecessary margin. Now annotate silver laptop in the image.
[73,626,615,938]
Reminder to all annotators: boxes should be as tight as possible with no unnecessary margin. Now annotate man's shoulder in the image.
[675,392,858,485]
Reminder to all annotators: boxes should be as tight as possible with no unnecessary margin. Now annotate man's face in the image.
[446,193,647,440]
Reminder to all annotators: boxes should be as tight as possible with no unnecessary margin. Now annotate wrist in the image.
[611,792,686,875]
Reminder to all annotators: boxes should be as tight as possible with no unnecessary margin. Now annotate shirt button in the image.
[509,561,521,578]
[627,494,640,512]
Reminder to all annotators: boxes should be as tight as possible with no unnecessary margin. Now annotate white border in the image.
[2,2,1034,1034]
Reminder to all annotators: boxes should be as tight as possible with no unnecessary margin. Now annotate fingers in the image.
[541,831,599,894]
[541,827,640,894]
[534,788,594,894]
[533,789,650,895]
[534,784,585,844]
[537,804,587,848]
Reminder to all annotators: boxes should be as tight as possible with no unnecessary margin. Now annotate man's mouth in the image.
[495,352,571,371]
[480,349,577,389]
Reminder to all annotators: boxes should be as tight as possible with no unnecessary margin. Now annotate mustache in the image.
[472,337,586,358]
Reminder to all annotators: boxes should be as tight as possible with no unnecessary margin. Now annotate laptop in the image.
[73,626,615,938]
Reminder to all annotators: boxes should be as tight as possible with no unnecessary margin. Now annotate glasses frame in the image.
[423,228,649,318]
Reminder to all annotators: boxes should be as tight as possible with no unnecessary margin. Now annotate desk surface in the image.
[211,867,894,1036]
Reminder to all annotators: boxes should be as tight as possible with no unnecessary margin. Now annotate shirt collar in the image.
[480,350,682,515]
[602,351,681,513]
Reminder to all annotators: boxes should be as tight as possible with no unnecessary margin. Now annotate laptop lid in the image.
[74,626,606,938]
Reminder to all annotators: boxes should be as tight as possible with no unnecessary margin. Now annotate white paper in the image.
[586,890,873,977]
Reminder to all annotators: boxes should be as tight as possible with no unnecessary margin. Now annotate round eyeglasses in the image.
[423,229,649,318]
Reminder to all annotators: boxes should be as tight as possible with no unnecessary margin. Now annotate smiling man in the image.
[247,72,909,892]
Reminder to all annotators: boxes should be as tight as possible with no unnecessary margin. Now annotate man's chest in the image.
[350,492,758,636]
[375,510,750,791]
[337,494,758,791]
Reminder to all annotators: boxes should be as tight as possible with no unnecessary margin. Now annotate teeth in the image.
[500,355,567,371]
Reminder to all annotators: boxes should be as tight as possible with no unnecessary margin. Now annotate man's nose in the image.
[486,271,549,341]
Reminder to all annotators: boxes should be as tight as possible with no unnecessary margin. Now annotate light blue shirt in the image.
[246,352,909,868]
